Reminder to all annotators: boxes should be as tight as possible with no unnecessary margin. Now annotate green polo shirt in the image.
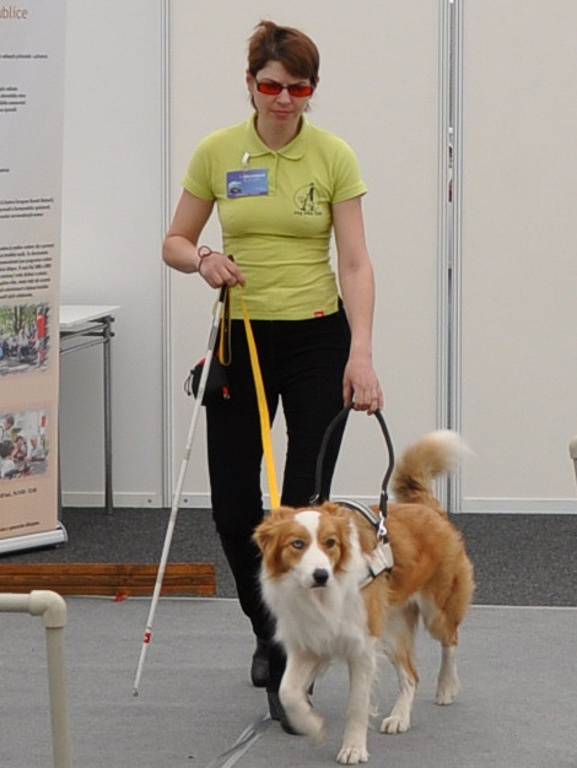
[183,115,367,320]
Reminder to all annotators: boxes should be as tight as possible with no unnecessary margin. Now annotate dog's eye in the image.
[291,539,305,550]
[324,538,337,549]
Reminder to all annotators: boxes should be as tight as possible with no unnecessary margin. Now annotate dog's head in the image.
[253,503,352,590]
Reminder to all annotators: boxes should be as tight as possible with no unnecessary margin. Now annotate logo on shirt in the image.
[294,182,322,216]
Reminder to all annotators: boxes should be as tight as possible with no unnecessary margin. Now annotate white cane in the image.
[132,286,227,696]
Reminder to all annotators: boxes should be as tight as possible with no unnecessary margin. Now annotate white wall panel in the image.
[460,0,577,511]
[53,1,577,514]
[59,0,164,507]
[169,1,441,504]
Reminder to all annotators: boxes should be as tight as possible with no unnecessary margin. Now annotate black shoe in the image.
[267,690,300,735]
[250,639,270,688]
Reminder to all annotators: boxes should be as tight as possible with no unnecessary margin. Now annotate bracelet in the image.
[197,245,212,276]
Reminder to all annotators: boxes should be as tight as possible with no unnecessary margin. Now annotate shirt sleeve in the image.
[331,139,368,204]
[182,137,215,201]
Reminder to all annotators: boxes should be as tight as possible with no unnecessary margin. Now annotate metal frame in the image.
[448,0,464,513]
[161,0,173,509]
[438,0,463,513]
[437,0,452,511]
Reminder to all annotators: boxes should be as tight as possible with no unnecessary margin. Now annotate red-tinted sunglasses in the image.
[255,79,314,98]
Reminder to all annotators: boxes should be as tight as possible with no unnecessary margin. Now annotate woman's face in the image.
[247,60,314,127]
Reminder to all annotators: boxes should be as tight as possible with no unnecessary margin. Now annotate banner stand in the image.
[0,523,67,556]
[0,0,66,550]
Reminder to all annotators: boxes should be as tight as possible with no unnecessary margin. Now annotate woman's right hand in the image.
[198,251,246,288]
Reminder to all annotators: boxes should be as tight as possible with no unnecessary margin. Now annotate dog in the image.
[253,430,475,765]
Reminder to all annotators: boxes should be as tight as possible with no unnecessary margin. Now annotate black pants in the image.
[205,306,351,688]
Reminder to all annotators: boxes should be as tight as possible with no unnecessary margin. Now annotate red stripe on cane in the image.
[144,632,152,644]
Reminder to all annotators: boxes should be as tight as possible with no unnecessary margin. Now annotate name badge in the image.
[227,169,269,198]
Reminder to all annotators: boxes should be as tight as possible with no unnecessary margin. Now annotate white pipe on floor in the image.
[0,591,72,768]
[570,436,577,485]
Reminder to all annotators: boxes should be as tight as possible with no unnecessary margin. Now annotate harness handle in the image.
[311,405,395,520]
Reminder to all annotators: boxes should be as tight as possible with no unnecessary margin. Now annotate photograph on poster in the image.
[0,407,49,480]
[0,302,49,375]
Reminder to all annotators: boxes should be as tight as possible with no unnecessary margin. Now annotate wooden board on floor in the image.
[0,563,216,597]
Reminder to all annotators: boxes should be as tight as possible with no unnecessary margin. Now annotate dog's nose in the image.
[312,568,329,587]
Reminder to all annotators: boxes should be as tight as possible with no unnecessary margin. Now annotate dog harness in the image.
[310,406,396,587]
[330,498,394,587]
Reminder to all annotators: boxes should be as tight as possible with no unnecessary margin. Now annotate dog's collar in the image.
[331,498,394,585]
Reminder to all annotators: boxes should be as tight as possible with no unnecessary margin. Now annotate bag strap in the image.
[310,405,395,521]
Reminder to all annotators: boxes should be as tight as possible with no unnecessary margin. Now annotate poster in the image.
[0,1,65,542]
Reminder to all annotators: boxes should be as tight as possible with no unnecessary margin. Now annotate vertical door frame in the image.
[438,0,463,512]
[161,0,173,508]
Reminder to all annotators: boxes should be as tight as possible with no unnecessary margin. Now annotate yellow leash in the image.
[238,290,281,509]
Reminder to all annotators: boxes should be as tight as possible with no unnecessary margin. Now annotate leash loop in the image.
[239,290,281,510]
[311,405,395,524]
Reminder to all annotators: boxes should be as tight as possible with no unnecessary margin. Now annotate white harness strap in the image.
[331,498,395,587]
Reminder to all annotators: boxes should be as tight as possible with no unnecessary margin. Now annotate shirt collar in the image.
[244,113,308,160]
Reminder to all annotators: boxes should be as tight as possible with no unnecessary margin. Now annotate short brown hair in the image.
[247,20,320,87]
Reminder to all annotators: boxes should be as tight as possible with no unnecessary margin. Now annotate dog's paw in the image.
[435,678,460,705]
[336,743,369,764]
[379,713,410,734]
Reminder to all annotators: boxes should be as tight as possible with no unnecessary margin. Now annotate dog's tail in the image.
[392,430,468,513]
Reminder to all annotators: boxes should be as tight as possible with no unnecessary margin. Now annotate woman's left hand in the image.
[343,354,384,414]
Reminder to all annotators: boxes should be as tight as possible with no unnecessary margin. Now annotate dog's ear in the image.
[318,504,352,572]
[252,507,293,554]
[252,516,276,554]
[321,501,348,519]
[334,514,353,570]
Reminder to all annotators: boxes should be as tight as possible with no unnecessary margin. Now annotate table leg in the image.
[103,317,113,514]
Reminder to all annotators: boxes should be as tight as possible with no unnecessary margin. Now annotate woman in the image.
[163,20,383,725]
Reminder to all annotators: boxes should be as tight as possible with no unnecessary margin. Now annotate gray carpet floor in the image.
[1,508,577,606]
[1,598,577,768]
[2,508,576,766]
